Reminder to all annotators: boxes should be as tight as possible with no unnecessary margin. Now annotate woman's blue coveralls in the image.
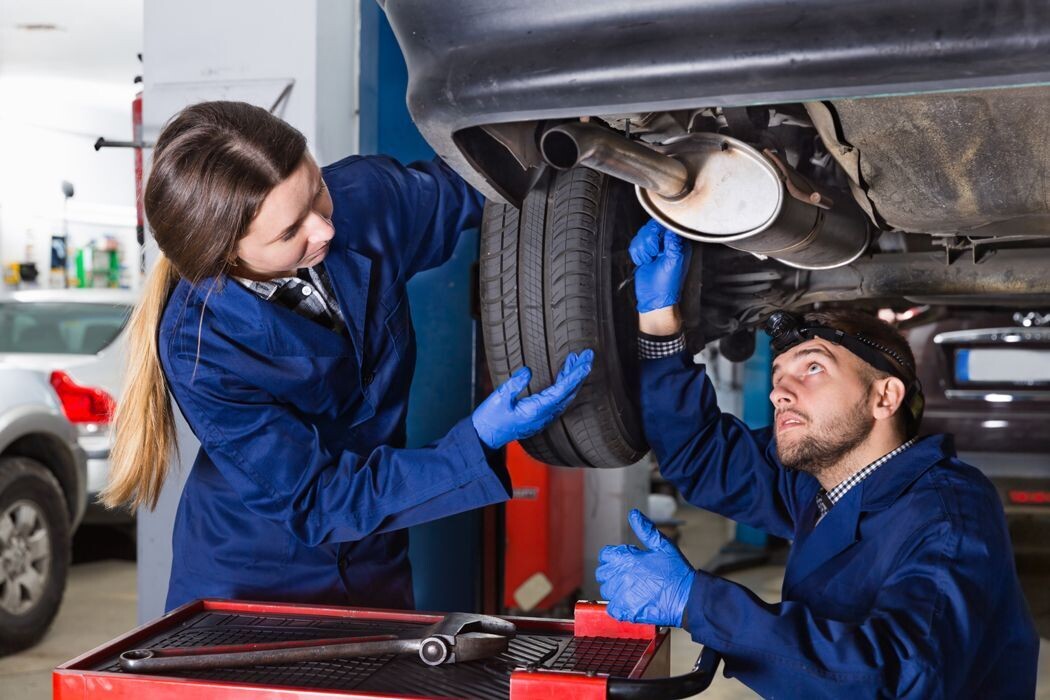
[642,351,1039,698]
[159,156,509,612]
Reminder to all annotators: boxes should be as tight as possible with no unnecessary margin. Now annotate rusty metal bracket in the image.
[763,148,834,210]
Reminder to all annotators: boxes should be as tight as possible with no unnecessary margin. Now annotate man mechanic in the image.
[596,219,1039,698]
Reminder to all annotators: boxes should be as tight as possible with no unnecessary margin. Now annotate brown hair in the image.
[802,308,920,438]
[101,101,307,511]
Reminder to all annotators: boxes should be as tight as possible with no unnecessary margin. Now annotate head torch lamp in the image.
[764,310,925,435]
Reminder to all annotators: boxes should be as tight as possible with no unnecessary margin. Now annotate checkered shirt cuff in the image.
[638,332,686,360]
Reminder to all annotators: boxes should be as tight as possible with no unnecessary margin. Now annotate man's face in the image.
[769,338,875,475]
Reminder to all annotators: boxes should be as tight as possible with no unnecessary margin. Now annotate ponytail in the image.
[101,100,308,510]
[101,255,179,511]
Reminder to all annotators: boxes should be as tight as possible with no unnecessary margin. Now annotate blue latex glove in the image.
[628,219,692,313]
[472,349,594,449]
[595,509,696,626]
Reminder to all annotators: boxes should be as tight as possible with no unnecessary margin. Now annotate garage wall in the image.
[0,0,143,290]
[141,0,358,166]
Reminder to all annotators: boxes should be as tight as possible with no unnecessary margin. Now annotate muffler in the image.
[540,123,870,270]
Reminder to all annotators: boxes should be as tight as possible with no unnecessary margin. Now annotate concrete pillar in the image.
[580,460,651,600]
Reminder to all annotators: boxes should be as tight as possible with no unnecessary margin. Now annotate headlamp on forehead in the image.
[764,310,925,436]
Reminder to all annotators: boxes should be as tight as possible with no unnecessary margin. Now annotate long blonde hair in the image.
[101,101,306,511]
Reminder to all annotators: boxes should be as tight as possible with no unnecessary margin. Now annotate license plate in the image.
[955,348,1050,384]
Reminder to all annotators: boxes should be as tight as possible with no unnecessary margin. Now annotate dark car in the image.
[383,0,1050,468]
[908,309,1050,529]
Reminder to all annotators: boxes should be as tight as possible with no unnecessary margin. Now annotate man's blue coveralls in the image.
[160,156,509,612]
[642,350,1039,698]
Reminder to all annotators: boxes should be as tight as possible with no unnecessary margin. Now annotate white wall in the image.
[0,79,141,289]
[314,0,359,165]
[0,79,140,289]
[0,0,357,293]
[0,1,143,290]
[142,0,358,166]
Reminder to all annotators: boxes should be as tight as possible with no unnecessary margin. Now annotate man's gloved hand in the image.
[629,219,692,313]
[472,349,594,449]
[596,509,696,627]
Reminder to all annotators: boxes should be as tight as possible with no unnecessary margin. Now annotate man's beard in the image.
[776,397,874,476]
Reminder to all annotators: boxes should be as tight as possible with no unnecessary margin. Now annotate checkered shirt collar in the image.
[815,438,916,519]
[234,265,346,333]
[238,275,285,301]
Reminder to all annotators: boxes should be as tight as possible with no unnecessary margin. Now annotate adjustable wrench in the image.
[119,612,516,674]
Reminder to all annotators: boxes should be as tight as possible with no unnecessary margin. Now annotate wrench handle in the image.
[120,636,417,673]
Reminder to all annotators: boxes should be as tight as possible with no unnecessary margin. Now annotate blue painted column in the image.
[736,332,774,546]
[359,3,484,612]
[741,332,774,429]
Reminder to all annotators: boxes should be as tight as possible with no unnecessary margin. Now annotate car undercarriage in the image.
[385,0,1050,467]
[475,87,1050,333]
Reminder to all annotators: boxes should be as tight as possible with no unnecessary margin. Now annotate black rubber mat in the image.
[95,611,650,699]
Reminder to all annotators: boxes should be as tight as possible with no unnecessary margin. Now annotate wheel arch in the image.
[0,411,86,530]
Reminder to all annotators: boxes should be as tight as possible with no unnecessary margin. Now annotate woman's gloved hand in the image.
[472,349,594,449]
[596,509,696,626]
[628,219,692,313]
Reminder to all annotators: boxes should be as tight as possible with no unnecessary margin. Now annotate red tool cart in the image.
[54,599,719,699]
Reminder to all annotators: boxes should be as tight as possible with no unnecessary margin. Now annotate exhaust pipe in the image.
[540,124,869,271]
[540,122,690,199]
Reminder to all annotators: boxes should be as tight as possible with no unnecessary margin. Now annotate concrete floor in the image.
[0,557,137,700]
[0,510,1047,699]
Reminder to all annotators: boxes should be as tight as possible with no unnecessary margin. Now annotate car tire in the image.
[0,456,70,655]
[480,166,650,467]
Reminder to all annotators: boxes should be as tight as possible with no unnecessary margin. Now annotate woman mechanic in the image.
[102,101,592,611]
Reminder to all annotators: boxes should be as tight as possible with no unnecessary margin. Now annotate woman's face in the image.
[235,155,335,280]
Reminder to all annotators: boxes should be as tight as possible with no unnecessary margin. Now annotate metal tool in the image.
[617,267,636,293]
[118,612,516,674]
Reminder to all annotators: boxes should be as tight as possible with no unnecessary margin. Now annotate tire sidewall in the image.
[479,167,650,467]
[593,171,650,454]
[0,457,70,656]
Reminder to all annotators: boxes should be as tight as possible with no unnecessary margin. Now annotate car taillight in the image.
[1008,490,1050,505]
[49,371,116,424]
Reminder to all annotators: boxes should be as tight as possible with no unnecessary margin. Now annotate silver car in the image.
[0,289,134,519]
[0,365,86,654]
[0,289,132,654]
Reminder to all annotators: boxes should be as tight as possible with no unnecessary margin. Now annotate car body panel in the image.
[0,367,87,529]
[1,289,137,306]
[383,0,1050,201]
[0,346,126,403]
[0,352,122,502]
